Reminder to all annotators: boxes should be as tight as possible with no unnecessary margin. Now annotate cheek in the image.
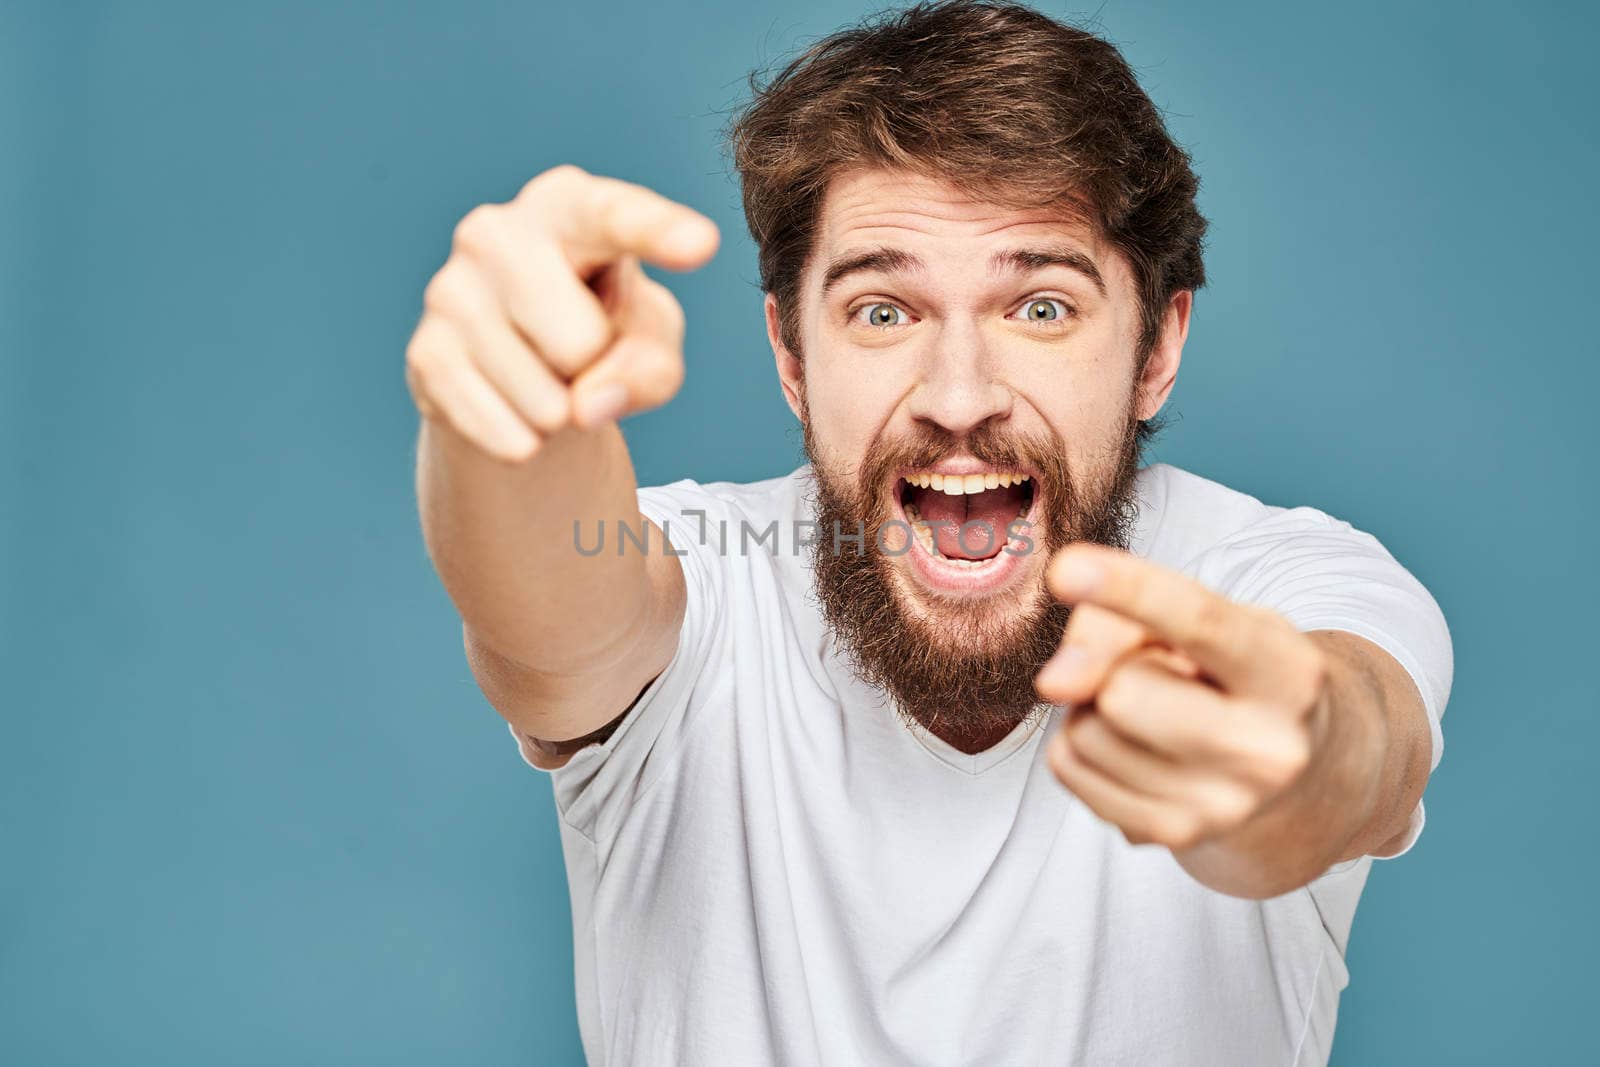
[805,385,887,464]
[1008,336,1139,448]
[801,347,903,452]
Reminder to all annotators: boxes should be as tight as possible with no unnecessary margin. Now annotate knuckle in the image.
[524,386,571,432]
[404,330,436,376]
[1074,713,1111,760]
[1058,609,1087,646]
[425,364,472,411]
[593,190,630,240]
[1235,601,1274,626]
[500,432,542,465]
[1061,711,1092,753]
[452,203,503,256]
[461,417,508,457]
[1045,734,1074,782]
[522,163,586,198]
[422,267,471,318]
[1096,668,1137,724]
[437,403,479,446]
[648,280,687,333]
[1280,730,1313,779]
[1208,784,1259,827]
[527,304,611,367]
[1258,728,1312,789]
[405,325,451,386]
[405,354,437,402]
[403,359,438,416]
[658,347,687,393]
[1154,810,1204,850]
[1191,592,1234,640]
[1297,645,1330,706]
[635,358,686,411]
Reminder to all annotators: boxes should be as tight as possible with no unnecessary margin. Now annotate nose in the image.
[905,331,1013,437]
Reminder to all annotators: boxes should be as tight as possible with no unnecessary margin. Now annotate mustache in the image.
[854,422,1067,495]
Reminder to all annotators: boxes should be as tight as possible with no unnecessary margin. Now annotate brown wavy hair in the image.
[726,0,1207,371]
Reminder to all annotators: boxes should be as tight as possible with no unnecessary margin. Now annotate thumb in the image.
[1036,602,1150,705]
[570,260,687,427]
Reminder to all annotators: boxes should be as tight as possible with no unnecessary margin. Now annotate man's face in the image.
[766,167,1185,747]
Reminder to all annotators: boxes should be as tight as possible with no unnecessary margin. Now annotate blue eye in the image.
[858,302,904,327]
[1018,298,1069,322]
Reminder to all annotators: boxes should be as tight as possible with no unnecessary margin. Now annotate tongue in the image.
[910,484,1025,560]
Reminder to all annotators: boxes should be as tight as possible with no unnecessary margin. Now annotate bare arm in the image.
[417,419,685,746]
[407,165,718,745]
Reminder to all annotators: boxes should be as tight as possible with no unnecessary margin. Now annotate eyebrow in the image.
[820,243,1107,297]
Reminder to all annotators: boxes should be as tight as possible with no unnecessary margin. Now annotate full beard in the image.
[805,409,1145,753]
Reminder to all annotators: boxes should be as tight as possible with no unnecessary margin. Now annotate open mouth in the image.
[895,468,1038,569]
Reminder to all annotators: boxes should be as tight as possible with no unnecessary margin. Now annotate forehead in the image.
[811,166,1115,275]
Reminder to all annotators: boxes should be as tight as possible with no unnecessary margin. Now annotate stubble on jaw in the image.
[802,406,1146,754]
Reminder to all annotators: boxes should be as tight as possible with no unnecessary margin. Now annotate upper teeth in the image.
[904,471,1030,495]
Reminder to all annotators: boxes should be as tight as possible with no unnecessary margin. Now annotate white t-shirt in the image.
[510,462,1452,1066]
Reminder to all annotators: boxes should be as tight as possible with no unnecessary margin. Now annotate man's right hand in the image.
[405,164,720,462]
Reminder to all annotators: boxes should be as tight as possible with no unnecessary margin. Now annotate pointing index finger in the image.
[1046,543,1294,696]
[551,172,720,275]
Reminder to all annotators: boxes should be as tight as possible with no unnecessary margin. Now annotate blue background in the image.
[4,1,1594,1063]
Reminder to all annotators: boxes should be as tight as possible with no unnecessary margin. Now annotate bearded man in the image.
[409,3,1452,1063]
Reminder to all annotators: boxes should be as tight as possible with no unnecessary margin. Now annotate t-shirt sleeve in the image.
[1191,506,1454,860]
[506,479,727,843]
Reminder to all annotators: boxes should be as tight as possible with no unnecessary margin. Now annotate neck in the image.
[913,707,1039,754]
